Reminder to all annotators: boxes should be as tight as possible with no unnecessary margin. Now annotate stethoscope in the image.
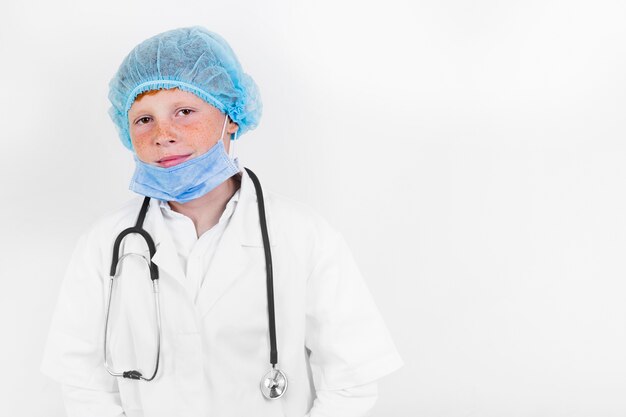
[103,167,288,400]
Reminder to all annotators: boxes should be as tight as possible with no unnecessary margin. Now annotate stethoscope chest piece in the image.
[260,368,288,400]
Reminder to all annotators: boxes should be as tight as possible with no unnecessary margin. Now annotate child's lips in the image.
[157,154,192,168]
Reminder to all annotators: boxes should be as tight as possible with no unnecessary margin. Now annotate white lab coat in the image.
[42,169,403,417]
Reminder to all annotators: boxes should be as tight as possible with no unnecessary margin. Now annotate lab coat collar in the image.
[137,168,278,314]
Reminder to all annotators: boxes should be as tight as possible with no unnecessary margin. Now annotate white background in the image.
[1,0,625,416]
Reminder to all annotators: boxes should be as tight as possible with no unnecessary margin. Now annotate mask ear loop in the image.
[219,114,237,160]
[230,133,236,159]
[219,114,229,142]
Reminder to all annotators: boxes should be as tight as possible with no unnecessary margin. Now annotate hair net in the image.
[108,26,262,151]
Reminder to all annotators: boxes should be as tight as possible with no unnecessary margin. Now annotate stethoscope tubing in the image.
[105,254,161,381]
[244,167,279,367]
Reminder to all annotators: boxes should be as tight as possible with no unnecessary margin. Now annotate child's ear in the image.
[227,121,239,134]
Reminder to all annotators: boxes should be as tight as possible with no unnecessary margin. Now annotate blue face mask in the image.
[129,117,240,203]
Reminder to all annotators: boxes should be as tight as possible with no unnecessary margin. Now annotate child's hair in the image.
[135,88,177,102]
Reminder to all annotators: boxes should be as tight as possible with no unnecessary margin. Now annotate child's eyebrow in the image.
[172,102,196,108]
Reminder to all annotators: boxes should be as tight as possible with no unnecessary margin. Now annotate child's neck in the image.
[167,173,241,238]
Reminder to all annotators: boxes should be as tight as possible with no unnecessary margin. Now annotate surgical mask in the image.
[129,116,240,203]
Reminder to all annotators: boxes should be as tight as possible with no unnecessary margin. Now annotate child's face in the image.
[128,88,239,167]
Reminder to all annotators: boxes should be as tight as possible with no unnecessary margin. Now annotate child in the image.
[42,26,402,417]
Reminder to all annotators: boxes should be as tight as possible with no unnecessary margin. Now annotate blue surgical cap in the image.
[108,26,262,151]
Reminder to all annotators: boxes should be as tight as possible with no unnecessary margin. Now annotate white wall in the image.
[1,0,625,416]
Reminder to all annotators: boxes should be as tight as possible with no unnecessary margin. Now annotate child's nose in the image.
[154,121,177,146]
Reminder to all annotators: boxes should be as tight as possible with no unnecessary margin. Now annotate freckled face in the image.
[128,88,239,167]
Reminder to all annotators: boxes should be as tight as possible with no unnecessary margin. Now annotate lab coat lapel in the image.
[197,169,278,318]
[143,199,189,293]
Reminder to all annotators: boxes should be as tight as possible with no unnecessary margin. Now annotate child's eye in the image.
[178,109,194,116]
[135,116,152,125]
